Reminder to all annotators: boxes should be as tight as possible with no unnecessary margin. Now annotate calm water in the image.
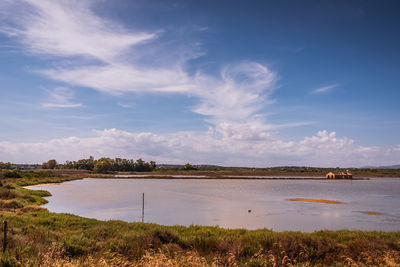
[29,178,400,232]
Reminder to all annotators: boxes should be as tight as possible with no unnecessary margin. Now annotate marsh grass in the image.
[0,176,398,266]
[0,210,398,266]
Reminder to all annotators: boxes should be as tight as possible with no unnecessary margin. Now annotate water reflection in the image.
[28,178,400,232]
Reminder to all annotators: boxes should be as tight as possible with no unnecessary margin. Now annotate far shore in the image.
[24,174,372,184]
[113,175,371,180]
[4,166,400,178]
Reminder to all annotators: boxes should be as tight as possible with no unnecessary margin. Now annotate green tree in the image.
[150,161,157,171]
[134,158,146,172]
[93,158,113,173]
[41,159,58,169]
[61,161,74,169]
[184,163,197,170]
[59,157,156,172]
[0,162,11,170]
[76,156,95,170]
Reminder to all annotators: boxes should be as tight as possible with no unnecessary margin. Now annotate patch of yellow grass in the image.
[287,198,346,204]
[24,183,65,188]
[354,211,385,215]
[138,250,210,267]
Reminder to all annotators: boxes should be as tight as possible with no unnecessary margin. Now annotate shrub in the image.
[0,189,19,199]
[184,163,197,170]
[4,171,22,178]
[0,200,24,209]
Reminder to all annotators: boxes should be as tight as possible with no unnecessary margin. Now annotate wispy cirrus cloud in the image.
[117,102,135,109]
[42,87,82,108]
[0,0,156,63]
[193,62,277,123]
[0,0,283,127]
[41,64,194,94]
[312,84,339,94]
[1,0,192,95]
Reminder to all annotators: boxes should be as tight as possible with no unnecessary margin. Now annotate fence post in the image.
[142,193,144,223]
[3,220,7,253]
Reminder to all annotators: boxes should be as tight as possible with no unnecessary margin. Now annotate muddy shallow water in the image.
[29,178,400,232]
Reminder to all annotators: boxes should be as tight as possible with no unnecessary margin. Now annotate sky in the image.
[0,0,399,167]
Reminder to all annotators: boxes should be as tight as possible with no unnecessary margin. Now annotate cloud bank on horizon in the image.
[0,0,399,167]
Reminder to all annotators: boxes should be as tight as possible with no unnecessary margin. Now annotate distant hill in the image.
[10,164,41,170]
[362,165,400,169]
[377,165,400,169]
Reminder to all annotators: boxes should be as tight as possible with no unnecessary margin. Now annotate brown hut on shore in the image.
[326,172,335,179]
[326,171,352,179]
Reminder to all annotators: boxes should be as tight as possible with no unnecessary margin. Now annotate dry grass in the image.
[0,199,24,209]
[23,182,65,188]
[34,243,130,267]
[16,205,47,214]
[139,249,210,267]
[34,247,400,267]
[286,198,346,204]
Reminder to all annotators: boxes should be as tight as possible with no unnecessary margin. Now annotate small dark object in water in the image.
[248,210,251,213]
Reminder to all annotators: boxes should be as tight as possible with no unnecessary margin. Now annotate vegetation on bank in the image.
[41,157,156,173]
[0,162,11,170]
[2,159,400,177]
[0,175,397,266]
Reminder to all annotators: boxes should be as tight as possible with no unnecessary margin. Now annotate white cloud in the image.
[117,102,135,109]
[42,87,82,108]
[300,130,353,147]
[1,128,399,167]
[1,0,155,63]
[193,62,276,123]
[41,64,194,94]
[312,84,339,94]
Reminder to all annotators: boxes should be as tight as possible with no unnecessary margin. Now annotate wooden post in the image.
[142,192,144,223]
[3,221,7,253]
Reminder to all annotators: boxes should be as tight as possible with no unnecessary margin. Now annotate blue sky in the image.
[0,0,399,167]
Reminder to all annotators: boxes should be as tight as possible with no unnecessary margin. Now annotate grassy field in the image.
[0,173,398,266]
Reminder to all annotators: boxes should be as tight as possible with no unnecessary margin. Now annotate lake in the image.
[28,178,400,232]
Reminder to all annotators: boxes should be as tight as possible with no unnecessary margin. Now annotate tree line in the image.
[0,162,12,170]
[41,157,156,173]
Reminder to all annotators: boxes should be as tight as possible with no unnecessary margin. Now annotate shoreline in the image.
[114,176,371,180]
[23,176,371,187]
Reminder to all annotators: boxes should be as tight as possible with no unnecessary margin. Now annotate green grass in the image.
[0,210,399,266]
[0,175,398,266]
